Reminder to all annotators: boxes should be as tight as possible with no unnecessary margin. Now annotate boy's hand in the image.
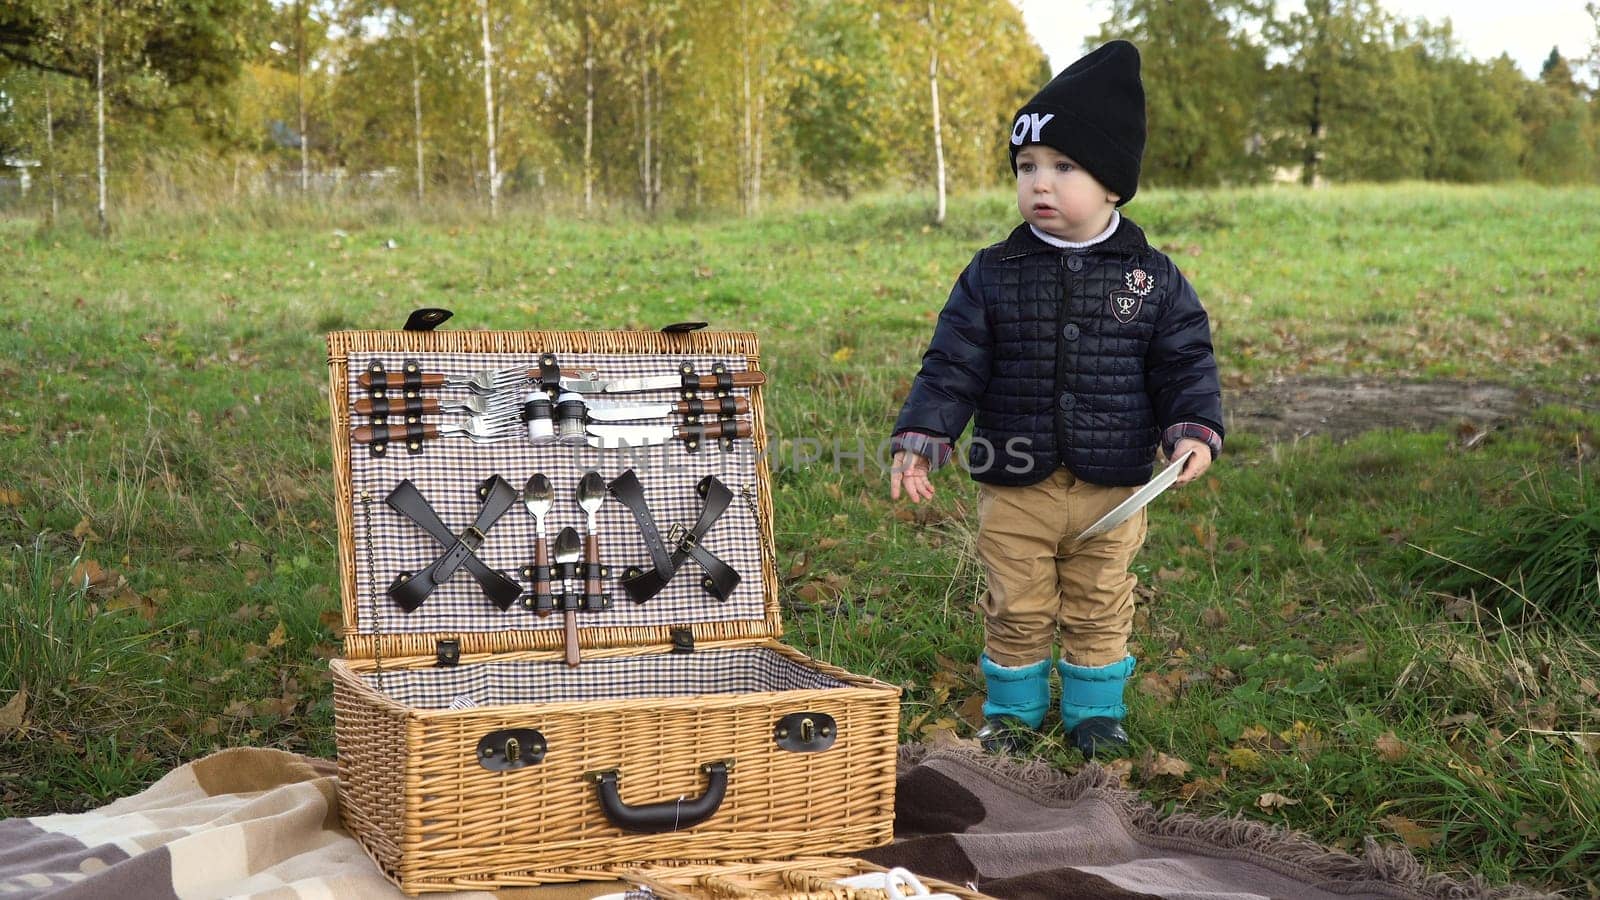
[1171,439,1213,486]
[891,451,935,503]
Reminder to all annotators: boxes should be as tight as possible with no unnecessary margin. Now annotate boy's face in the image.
[1015,145,1119,243]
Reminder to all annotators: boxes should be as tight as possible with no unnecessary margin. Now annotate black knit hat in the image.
[1009,40,1145,205]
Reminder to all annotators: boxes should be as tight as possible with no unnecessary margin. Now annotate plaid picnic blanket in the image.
[0,747,622,899]
[860,744,1557,900]
[0,744,1556,899]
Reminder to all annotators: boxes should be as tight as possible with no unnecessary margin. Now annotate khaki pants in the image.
[976,467,1147,668]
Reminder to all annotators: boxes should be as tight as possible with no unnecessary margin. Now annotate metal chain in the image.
[360,489,383,688]
[742,483,776,591]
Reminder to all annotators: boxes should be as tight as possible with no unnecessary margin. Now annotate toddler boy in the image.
[889,40,1224,757]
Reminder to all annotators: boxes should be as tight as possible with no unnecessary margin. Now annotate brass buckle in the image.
[461,525,486,550]
[665,523,697,552]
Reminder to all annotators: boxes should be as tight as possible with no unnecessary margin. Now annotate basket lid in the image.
[326,329,779,661]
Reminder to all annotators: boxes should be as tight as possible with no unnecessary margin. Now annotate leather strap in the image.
[608,470,740,603]
[385,478,523,611]
[607,470,676,576]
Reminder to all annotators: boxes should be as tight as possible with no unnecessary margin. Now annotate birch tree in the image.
[478,0,498,215]
[928,0,945,224]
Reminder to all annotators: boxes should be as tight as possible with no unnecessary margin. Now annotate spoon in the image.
[522,474,553,615]
[553,526,583,666]
[577,472,608,618]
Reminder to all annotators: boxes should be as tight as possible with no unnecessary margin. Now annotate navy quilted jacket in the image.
[893,217,1224,487]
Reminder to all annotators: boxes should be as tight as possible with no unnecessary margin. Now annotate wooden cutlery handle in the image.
[353,397,442,415]
[353,423,440,444]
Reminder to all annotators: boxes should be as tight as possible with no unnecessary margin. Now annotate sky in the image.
[1015,0,1597,79]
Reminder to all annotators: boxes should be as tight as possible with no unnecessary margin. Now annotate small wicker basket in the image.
[624,858,994,900]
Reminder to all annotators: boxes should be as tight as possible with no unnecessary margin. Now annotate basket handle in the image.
[589,759,731,833]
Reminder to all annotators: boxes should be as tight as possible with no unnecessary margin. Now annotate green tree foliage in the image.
[1092,0,1270,186]
[784,0,890,198]
[3,0,1598,219]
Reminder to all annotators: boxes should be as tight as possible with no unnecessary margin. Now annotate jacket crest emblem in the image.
[1109,268,1154,324]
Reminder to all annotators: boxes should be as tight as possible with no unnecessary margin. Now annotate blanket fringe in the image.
[896,743,1557,900]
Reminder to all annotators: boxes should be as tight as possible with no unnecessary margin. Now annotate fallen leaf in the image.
[266,622,288,650]
[956,694,986,726]
[1279,721,1323,754]
[68,559,112,590]
[1375,731,1408,762]
[1138,671,1177,704]
[1142,751,1192,780]
[318,609,342,632]
[0,687,27,734]
[1178,776,1223,800]
[1102,758,1134,785]
[1256,791,1300,811]
[107,585,157,623]
[1238,724,1273,746]
[1381,814,1437,849]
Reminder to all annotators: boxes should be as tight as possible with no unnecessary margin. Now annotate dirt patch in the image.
[1227,378,1543,443]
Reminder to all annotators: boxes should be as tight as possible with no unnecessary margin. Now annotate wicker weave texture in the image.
[625,858,994,900]
[330,642,897,892]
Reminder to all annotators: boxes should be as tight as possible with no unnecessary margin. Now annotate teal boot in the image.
[1057,656,1136,758]
[977,656,1051,754]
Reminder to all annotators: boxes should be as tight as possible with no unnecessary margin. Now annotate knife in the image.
[585,419,754,448]
[1076,450,1195,540]
[584,371,767,394]
[356,368,591,390]
[582,397,752,422]
[354,369,765,394]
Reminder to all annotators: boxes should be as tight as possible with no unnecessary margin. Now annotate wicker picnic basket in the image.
[624,857,994,899]
[326,327,899,894]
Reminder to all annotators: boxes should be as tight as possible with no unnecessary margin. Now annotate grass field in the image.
[1,183,1598,892]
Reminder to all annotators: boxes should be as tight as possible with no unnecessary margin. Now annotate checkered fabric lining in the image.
[346,351,767,636]
[361,647,844,709]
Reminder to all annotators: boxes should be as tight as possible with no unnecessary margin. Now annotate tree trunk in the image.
[651,33,664,212]
[752,62,764,215]
[412,36,424,203]
[740,0,752,216]
[640,37,653,213]
[297,0,308,193]
[1302,74,1321,187]
[43,76,58,225]
[479,0,499,217]
[928,0,946,225]
[95,5,108,238]
[583,12,594,214]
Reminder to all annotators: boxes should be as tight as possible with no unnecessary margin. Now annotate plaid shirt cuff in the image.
[890,430,954,471]
[1163,422,1222,460]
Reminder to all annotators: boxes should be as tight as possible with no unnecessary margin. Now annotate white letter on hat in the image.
[1011,113,1056,146]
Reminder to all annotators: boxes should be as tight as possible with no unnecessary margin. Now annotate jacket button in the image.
[1066,255,1085,272]
[1058,394,1075,411]
[1061,323,1080,341]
